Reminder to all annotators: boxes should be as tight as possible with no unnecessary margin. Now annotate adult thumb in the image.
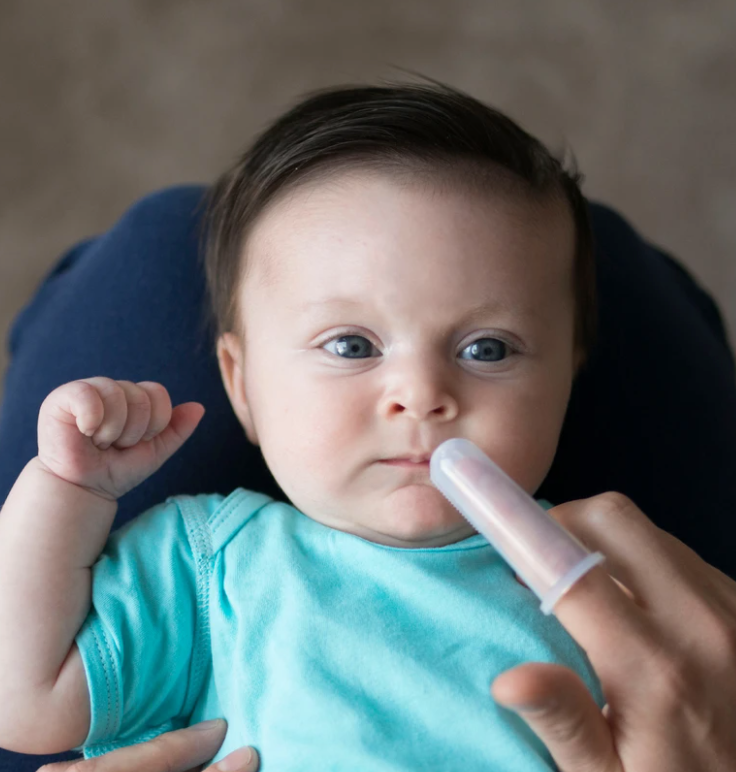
[491,662,622,772]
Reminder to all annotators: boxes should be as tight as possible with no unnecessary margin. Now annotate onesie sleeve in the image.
[72,495,214,757]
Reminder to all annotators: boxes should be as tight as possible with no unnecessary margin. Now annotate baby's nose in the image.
[378,363,459,421]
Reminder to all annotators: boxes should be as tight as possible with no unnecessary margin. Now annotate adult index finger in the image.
[551,563,665,703]
[430,440,663,694]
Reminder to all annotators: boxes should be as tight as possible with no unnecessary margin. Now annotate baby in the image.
[0,82,605,770]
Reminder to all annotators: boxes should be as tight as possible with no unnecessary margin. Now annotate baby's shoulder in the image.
[167,487,276,555]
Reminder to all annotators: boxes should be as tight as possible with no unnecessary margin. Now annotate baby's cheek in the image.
[483,431,556,496]
[270,387,365,484]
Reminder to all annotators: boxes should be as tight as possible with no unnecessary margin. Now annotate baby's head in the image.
[204,82,596,548]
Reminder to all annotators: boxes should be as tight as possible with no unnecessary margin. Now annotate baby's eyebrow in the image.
[460,301,519,323]
[295,297,365,315]
[296,297,523,322]
[300,297,361,307]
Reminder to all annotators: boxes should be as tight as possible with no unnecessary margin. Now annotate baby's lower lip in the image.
[380,459,430,467]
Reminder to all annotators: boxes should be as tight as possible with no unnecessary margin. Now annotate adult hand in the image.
[492,492,736,771]
[36,719,259,772]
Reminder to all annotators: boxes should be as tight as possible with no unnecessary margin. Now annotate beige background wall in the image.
[1,1,735,386]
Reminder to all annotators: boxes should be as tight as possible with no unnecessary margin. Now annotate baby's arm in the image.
[0,378,204,754]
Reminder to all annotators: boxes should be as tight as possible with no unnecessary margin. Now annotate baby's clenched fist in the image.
[37,377,205,501]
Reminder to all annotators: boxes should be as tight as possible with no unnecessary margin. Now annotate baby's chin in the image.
[289,483,476,548]
[355,484,475,548]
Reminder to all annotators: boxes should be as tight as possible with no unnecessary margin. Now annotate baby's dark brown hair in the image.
[202,80,597,365]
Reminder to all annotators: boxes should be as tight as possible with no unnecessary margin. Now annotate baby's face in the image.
[219,171,580,548]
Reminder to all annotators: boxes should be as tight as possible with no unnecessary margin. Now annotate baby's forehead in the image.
[243,170,575,295]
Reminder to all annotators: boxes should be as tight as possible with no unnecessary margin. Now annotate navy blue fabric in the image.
[538,204,736,574]
[1,185,735,769]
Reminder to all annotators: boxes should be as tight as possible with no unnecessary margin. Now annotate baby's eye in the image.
[459,337,508,362]
[322,334,378,359]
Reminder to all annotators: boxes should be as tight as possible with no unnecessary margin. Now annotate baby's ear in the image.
[217,332,259,445]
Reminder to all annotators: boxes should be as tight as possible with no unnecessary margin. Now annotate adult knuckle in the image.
[582,491,637,529]
[698,612,736,667]
[717,621,736,665]
[594,491,634,518]
[554,492,637,533]
[649,647,696,707]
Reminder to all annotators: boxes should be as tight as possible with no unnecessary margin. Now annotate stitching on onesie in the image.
[208,489,248,533]
[174,495,214,713]
[89,618,120,740]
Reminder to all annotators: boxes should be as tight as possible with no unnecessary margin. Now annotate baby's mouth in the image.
[378,458,431,468]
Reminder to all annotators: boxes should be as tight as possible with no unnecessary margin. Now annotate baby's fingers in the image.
[41,378,124,445]
[48,380,106,438]
[107,380,155,449]
[135,381,173,442]
[145,401,206,466]
[119,383,204,466]
[75,378,135,450]
[99,381,176,450]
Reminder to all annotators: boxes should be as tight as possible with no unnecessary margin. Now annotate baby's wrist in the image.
[30,456,119,509]
[0,457,118,586]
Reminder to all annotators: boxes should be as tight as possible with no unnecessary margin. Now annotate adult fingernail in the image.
[192,718,226,731]
[503,700,555,714]
[215,746,254,771]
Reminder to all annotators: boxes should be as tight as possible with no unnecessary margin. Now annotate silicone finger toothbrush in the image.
[430,438,605,615]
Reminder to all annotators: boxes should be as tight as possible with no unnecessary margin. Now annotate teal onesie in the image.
[74,488,605,770]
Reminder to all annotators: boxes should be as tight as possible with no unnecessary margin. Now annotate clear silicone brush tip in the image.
[430,438,605,614]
